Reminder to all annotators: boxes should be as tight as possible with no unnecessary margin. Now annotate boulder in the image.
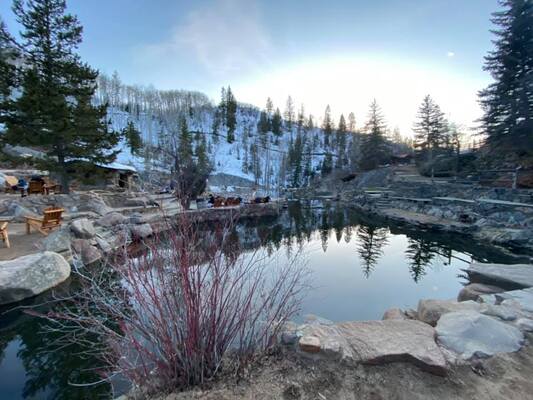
[457,283,505,302]
[516,318,533,332]
[0,252,71,305]
[417,299,481,326]
[298,336,321,353]
[96,211,127,227]
[70,218,96,239]
[480,303,518,321]
[382,308,408,320]
[130,223,153,239]
[436,310,524,360]
[86,197,113,216]
[303,314,334,326]
[38,227,72,263]
[295,319,447,375]
[7,203,39,222]
[465,262,533,290]
[495,288,533,313]
[71,239,103,266]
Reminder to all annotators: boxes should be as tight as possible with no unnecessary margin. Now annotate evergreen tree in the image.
[305,114,314,131]
[265,97,273,120]
[225,86,237,142]
[322,105,333,147]
[0,19,18,127]
[271,107,282,136]
[479,0,533,158]
[321,152,333,175]
[413,95,448,164]
[2,0,122,193]
[219,87,227,123]
[122,121,143,155]
[284,95,295,130]
[211,108,221,144]
[178,117,193,166]
[257,110,270,136]
[356,225,389,278]
[335,114,347,168]
[359,100,390,170]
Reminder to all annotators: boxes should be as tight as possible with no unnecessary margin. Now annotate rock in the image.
[303,314,334,326]
[71,239,102,266]
[130,223,153,239]
[86,196,112,216]
[417,299,481,326]
[478,294,498,305]
[382,308,407,320]
[458,283,506,302]
[480,303,518,321]
[96,211,127,227]
[8,203,39,222]
[516,318,533,332]
[495,288,533,313]
[466,262,533,290]
[38,227,72,263]
[296,320,447,375]
[436,311,524,360]
[70,218,96,239]
[0,252,71,305]
[298,336,321,353]
[128,212,146,225]
[280,321,300,345]
[95,236,113,254]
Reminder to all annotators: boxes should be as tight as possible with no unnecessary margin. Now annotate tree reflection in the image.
[356,225,389,278]
[404,238,438,283]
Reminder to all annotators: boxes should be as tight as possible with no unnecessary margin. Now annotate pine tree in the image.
[2,0,122,192]
[413,95,447,158]
[305,114,314,131]
[284,95,295,130]
[0,19,18,127]
[321,152,333,175]
[178,117,193,166]
[297,104,305,133]
[211,109,221,144]
[219,87,227,123]
[335,114,347,168]
[272,107,282,136]
[359,100,390,170]
[322,105,333,148]
[356,225,389,278]
[265,97,273,118]
[225,86,237,142]
[122,121,143,155]
[479,0,533,158]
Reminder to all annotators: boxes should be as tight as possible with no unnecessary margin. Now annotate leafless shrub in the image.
[37,213,308,396]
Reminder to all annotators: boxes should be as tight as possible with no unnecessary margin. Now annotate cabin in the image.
[63,160,138,190]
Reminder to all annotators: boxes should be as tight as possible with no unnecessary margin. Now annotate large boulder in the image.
[417,299,482,326]
[293,319,447,375]
[7,203,39,222]
[38,227,72,263]
[382,308,408,320]
[71,239,103,266]
[436,310,524,360]
[457,283,506,302]
[465,262,533,290]
[0,251,71,305]
[70,218,96,239]
[130,223,153,240]
[96,211,127,227]
[495,288,533,313]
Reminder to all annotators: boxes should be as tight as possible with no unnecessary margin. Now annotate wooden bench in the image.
[25,207,65,235]
[28,180,45,195]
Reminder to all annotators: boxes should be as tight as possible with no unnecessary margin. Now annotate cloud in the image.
[141,0,272,78]
[447,51,455,57]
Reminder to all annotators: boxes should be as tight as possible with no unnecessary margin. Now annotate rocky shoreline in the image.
[0,191,281,305]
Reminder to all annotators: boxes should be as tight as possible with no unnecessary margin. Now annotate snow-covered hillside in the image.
[95,73,360,191]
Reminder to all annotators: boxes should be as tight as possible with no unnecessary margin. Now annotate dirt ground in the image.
[0,222,42,261]
[162,335,533,400]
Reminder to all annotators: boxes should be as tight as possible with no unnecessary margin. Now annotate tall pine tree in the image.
[479,0,533,158]
[322,105,333,148]
[413,95,448,166]
[2,0,122,192]
[359,100,389,170]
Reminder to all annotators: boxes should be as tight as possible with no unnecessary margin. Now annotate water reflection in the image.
[0,200,520,399]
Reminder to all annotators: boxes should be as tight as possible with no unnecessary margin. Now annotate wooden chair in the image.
[28,180,45,195]
[0,222,9,248]
[25,207,65,235]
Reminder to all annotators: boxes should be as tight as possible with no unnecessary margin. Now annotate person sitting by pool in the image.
[17,177,28,197]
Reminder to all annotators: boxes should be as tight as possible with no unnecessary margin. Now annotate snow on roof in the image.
[95,162,137,173]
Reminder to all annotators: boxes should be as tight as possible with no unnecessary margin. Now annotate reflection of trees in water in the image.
[356,225,389,278]
[344,226,353,244]
[404,238,437,283]
[320,212,330,252]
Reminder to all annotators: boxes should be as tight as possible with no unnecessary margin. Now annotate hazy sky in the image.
[0,0,501,135]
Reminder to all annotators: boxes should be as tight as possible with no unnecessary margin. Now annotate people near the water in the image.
[17,177,28,197]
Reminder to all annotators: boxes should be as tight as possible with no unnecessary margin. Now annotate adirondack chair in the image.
[25,207,64,235]
[0,222,9,248]
[28,180,45,195]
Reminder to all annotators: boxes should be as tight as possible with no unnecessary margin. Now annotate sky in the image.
[0,0,501,136]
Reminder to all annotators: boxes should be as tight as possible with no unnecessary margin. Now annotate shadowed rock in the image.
[458,283,506,302]
[465,263,533,290]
